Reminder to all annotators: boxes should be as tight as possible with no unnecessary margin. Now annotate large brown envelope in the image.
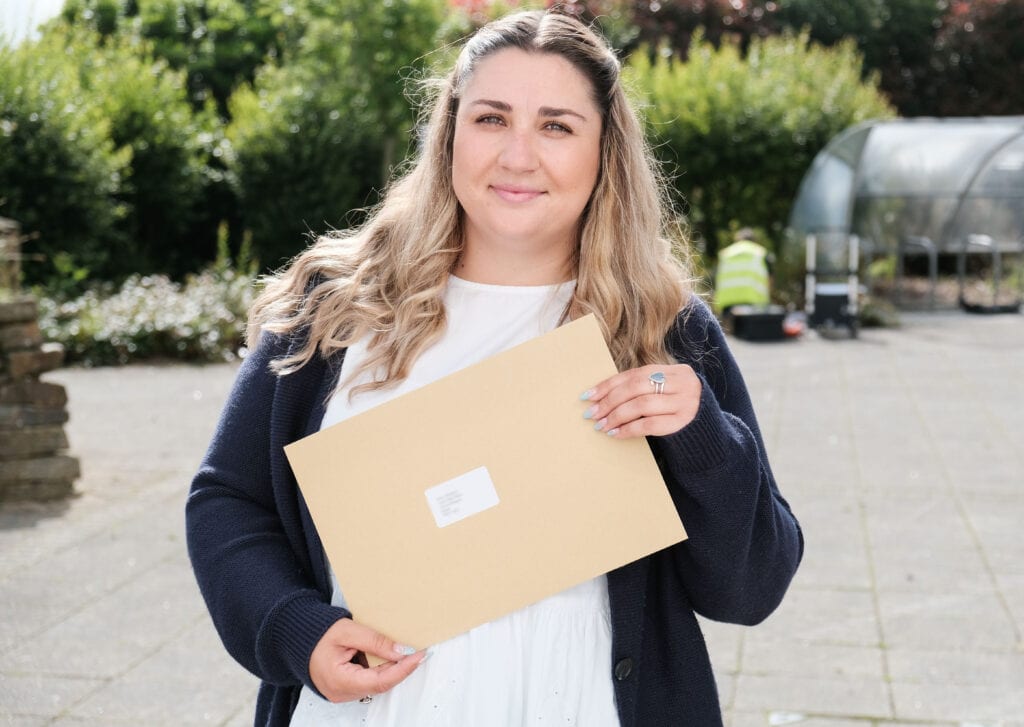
[284,314,687,653]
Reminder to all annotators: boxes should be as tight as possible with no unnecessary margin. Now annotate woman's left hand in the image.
[581,364,702,439]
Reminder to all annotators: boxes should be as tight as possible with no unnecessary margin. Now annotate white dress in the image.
[289,275,620,727]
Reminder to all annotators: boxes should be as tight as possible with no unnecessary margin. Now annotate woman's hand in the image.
[582,364,702,439]
[309,618,427,703]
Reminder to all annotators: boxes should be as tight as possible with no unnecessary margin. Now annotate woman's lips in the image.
[491,185,544,203]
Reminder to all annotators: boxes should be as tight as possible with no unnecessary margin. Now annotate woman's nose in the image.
[498,130,539,172]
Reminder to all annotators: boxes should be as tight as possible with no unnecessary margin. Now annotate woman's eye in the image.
[476,114,504,125]
[544,121,572,134]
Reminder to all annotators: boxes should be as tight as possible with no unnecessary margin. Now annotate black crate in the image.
[730,305,786,341]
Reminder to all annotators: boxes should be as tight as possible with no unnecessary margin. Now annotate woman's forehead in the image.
[459,49,599,114]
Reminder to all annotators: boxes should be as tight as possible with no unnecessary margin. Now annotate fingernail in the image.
[580,388,596,401]
[394,644,416,656]
[607,428,620,436]
[582,405,598,420]
[593,418,607,431]
[420,648,434,664]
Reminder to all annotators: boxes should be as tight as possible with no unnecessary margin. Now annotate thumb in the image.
[339,619,417,662]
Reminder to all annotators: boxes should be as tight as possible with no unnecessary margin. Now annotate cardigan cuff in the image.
[264,591,351,690]
[653,377,732,474]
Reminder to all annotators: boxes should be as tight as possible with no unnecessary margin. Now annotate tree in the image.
[467,0,783,56]
[774,0,942,117]
[56,0,298,115]
[564,0,1024,117]
[923,0,1024,115]
[623,0,781,56]
[772,0,1024,116]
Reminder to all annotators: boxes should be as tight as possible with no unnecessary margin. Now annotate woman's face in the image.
[452,48,602,277]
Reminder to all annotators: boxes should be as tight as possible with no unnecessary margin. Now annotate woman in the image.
[187,9,802,727]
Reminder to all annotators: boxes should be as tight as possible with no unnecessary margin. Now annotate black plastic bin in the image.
[729,305,787,341]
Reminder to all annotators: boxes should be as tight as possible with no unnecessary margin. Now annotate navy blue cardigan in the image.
[186,298,802,726]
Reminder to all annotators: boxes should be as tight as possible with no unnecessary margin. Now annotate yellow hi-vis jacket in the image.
[714,240,770,312]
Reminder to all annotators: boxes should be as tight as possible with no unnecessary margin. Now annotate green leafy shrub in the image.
[629,31,895,259]
[74,33,222,278]
[38,239,257,366]
[0,33,129,283]
[0,27,219,284]
[226,0,446,268]
[858,296,901,328]
[226,58,384,270]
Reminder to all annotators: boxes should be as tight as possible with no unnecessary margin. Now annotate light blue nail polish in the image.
[607,428,620,436]
[580,389,595,401]
[395,644,416,656]
[594,418,607,431]
[582,405,597,420]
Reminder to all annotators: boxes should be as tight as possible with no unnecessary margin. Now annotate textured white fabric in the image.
[290,275,619,727]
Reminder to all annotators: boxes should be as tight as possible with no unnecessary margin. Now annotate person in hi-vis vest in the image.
[714,229,771,314]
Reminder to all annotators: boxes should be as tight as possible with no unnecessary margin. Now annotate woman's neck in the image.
[455,239,575,286]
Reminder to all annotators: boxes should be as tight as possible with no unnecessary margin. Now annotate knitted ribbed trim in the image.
[653,380,731,474]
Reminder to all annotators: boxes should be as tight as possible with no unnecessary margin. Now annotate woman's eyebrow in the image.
[468,99,589,122]
[539,106,588,122]
[468,99,512,112]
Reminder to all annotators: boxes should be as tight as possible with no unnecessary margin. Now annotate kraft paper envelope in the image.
[285,313,687,655]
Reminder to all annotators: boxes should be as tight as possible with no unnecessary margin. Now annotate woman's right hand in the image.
[309,618,427,702]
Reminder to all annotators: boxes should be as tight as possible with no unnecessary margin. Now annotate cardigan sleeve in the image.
[650,297,803,625]
[186,332,349,689]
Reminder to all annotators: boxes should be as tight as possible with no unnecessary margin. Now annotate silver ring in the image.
[359,696,373,704]
[649,371,666,395]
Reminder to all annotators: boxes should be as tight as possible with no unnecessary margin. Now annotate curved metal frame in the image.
[792,119,1024,313]
[945,129,1024,311]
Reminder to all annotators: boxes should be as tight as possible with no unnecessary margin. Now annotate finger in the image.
[597,393,681,434]
[606,413,686,439]
[580,365,658,404]
[346,650,428,696]
[583,367,673,424]
[592,368,702,436]
[335,619,418,662]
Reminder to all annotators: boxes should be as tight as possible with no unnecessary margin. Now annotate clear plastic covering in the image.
[789,118,1024,256]
[950,134,1024,247]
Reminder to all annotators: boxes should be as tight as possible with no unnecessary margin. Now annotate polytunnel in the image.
[788,117,1024,313]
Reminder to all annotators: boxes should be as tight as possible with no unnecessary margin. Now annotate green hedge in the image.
[0,33,129,283]
[0,28,218,283]
[79,33,221,278]
[226,0,446,268]
[629,31,895,258]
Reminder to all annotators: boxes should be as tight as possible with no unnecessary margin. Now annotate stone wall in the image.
[0,297,79,501]
[0,218,79,502]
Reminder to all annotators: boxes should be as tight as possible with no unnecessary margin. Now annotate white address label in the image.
[424,466,500,528]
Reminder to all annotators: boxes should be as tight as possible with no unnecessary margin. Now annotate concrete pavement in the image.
[1,311,1022,726]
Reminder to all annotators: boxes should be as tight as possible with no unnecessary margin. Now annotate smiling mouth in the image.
[491,185,544,203]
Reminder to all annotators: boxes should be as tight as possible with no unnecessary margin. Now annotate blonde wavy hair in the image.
[249,9,693,395]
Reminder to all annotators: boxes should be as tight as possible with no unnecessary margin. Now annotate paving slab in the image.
[0,311,1021,725]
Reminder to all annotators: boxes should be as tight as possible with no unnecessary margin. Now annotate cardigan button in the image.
[613,657,634,681]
